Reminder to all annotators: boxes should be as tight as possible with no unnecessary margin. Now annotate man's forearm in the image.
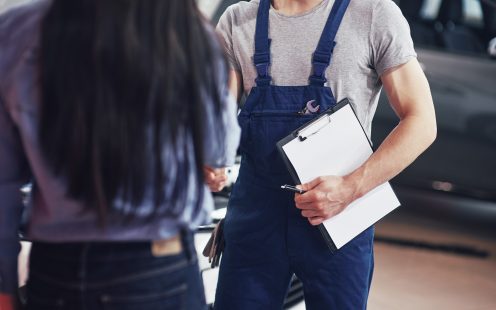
[346,114,437,200]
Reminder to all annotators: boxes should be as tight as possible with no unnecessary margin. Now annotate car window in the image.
[0,0,32,12]
[197,0,224,20]
[464,0,484,28]
[399,0,496,57]
[419,0,484,27]
[420,0,443,21]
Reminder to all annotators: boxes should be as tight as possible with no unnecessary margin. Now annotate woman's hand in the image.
[0,294,16,310]
[295,175,358,226]
[204,166,228,192]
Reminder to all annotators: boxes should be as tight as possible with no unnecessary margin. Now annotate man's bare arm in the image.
[347,58,437,197]
[228,69,243,103]
[296,58,437,225]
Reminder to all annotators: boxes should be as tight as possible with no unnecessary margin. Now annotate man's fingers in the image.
[213,175,228,184]
[295,190,327,204]
[294,191,315,204]
[296,200,341,216]
[204,166,226,180]
[206,174,227,184]
[212,168,226,176]
[301,210,320,218]
[294,201,316,210]
[204,170,216,180]
[299,176,324,192]
[308,216,324,226]
[218,174,228,180]
[209,181,227,192]
[205,170,228,192]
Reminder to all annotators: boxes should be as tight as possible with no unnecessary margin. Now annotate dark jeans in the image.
[25,232,206,310]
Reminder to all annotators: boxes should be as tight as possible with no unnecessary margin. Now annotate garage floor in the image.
[292,187,496,310]
[368,217,496,310]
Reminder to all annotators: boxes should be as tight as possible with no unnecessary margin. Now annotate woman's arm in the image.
[0,96,30,307]
[204,69,242,192]
[203,29,242,194]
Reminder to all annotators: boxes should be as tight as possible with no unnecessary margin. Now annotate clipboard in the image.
[276,98,401,252]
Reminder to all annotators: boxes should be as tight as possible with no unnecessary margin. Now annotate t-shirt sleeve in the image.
[216,6,242,72]
[370,0,417,77]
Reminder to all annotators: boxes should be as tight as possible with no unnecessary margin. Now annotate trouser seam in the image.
[79,243,90,310]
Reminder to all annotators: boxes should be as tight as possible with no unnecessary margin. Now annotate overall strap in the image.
[309,0,350,86]
[254,0,272,86]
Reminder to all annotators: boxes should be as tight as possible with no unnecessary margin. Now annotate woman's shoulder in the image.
[0,0,51,86]
[0,0,51,43]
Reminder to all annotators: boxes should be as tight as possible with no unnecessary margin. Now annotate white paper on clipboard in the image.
[281,103,400,249]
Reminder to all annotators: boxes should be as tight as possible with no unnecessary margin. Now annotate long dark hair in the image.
[40,0,226,223]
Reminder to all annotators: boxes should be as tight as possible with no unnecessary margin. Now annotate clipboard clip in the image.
[297,115,331,141]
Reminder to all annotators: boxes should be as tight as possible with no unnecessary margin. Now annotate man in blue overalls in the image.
[210,0,437,308]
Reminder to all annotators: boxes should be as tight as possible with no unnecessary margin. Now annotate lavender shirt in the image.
[0,1,240,294]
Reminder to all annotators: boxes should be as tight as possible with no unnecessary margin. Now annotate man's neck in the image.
[271,0,324,16]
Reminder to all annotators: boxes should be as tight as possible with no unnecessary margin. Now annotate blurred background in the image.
[1,0,495,309]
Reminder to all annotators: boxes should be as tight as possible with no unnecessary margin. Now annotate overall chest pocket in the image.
[238,111,317,174]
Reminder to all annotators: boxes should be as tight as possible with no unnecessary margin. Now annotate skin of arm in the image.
[295,58,437,225]
[204,166,228,192]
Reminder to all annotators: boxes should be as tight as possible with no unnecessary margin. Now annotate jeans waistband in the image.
[30,230,196,263]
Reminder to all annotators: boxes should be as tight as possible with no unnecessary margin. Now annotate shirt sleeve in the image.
[202,30,241,168]
[370,0,417,77]
[216,6,242,72]
[0,95,30,294]
[203,93,240,168]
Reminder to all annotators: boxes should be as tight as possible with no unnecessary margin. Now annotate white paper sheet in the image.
[282,104,400,249]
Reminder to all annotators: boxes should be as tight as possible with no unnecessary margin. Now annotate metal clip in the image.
[297,115,331,141]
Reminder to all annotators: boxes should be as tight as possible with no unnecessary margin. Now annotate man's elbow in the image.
[404,108,437,150]
[423,113,437,148]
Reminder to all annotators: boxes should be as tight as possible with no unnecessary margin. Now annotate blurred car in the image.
[374,0,496,202]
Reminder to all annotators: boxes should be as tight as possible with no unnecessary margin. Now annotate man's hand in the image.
[0,294,16,310]
[295,176,358,226]
[204,166,228,192]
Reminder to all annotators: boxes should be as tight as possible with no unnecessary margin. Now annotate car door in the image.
[374,0,496,201]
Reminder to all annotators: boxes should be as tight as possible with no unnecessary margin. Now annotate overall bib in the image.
[215,0,374,309]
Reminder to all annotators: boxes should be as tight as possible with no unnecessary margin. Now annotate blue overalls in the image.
[215,0,374,309]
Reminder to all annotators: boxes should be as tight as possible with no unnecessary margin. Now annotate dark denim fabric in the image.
[25,232,206,310]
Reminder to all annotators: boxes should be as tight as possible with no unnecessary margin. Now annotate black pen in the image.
[280,184,306,194]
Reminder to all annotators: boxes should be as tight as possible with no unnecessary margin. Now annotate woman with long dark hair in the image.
[0,0,240,309]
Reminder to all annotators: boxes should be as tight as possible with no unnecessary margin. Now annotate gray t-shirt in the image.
[216,0,417,137]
